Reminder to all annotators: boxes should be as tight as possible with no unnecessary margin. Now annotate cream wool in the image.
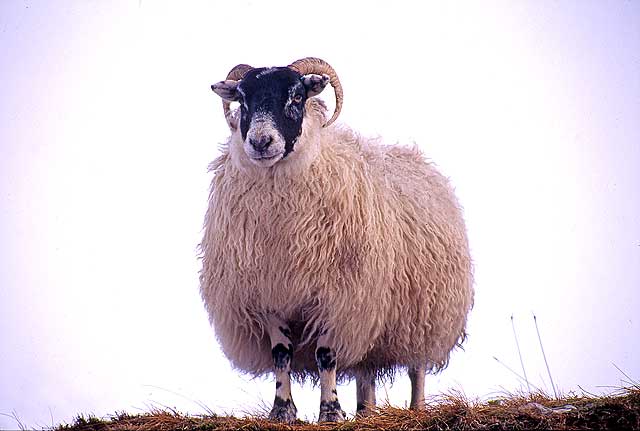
[199,99,474,382]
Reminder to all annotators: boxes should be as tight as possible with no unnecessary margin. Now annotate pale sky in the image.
[1,1,639,428]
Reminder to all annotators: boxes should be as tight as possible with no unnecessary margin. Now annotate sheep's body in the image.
[199,99,474,381]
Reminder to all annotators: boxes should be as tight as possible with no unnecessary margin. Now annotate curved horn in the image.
[288,57,343,127]
[222,64,253,129]
[226,63,253,81]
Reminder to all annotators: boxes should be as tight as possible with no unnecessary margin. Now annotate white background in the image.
[1,0,639,428]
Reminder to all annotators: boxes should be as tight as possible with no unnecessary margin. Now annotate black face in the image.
[237,67,308,158]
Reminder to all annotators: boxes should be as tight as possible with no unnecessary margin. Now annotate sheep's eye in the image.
[293,94,303,103]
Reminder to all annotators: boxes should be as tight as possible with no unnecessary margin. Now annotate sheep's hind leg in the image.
[316,334,346,422]
[267,316,297,423]
[408,365,426,410]
[355,370,376,417]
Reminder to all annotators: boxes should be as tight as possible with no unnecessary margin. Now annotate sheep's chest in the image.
[209,172,344,315]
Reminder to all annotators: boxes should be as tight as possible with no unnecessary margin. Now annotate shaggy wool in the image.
[199,99,474,382]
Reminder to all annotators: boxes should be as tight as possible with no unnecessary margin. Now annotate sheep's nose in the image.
[249,135,273,151]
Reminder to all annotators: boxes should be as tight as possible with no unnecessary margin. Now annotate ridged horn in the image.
[222,64,253,129]
[288,57,343,127]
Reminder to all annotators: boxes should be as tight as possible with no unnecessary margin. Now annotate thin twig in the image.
[492,356,543,392]
[577,385,599,398]
[533,313,558,398]
[511,315,531,393]
[0,410,27,431]
[612,363,640,389]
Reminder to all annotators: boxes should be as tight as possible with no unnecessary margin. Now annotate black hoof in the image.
[318,400,345,423]
[318,409,345,423]
[269,396,297,423]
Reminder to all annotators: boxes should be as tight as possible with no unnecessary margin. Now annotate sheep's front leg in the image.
[408,365,426,410]
[267,316,297,423]
[355,370,376,417]
[316,335,345,422]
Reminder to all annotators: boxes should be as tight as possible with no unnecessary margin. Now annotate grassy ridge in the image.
[55,387,639,431]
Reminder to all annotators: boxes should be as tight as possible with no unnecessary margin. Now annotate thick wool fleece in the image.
[199,99,474,381]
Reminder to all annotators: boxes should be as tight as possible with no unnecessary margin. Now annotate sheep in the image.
[200,57,474,423]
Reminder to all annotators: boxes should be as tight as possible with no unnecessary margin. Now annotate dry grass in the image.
[55,387,639,431]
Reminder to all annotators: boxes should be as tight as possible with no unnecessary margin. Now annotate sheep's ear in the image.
[211,80,240,102]
[301,74,330,97]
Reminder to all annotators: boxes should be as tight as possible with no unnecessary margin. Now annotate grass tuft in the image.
[54,387,640,431]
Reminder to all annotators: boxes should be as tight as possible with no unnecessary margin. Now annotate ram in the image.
[200,57,474,423]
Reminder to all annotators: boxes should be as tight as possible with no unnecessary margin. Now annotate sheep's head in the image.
[211,57,343,168]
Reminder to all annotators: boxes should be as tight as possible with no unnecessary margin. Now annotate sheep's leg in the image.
[408,365,426,410]
[266,316,297,423]
[355,370,376,417]
[316,335,345,422]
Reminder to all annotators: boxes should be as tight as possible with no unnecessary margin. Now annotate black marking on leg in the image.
[273,395,292,408]
[272,343,293,370]
[315,346,336,371]
[320,399,342,413]
[318,399,345,423]
[270,394,297,423]
[278,326,291,338]
[276,381,282,389]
